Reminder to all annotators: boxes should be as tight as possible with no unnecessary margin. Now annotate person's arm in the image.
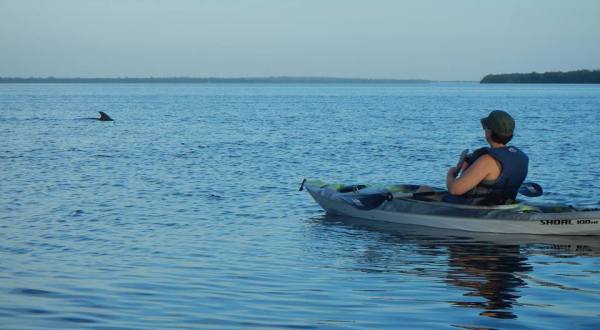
[446,155,494,195]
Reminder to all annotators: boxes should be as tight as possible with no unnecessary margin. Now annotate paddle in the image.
[337,190,434,210]
[454,149,469,178]
[338,182,543,211]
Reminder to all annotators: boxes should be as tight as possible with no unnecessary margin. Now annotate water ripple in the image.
[1,83,600,329]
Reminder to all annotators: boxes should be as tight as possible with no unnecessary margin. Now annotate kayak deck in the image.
[304,180,600,236]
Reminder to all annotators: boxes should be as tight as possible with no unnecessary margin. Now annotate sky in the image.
[1,0,599,81]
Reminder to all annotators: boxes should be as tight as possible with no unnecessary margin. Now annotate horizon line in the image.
[0,76,478,83]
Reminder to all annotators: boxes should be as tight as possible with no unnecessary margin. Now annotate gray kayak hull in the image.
[304,181,600,236]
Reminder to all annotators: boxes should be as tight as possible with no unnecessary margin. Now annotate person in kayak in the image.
[444,110,529,205]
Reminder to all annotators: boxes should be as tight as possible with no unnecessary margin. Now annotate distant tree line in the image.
[0,77,430,84]
[481,70,600,84]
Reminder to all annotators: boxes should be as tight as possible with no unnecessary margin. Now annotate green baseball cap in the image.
[481,110,515,136]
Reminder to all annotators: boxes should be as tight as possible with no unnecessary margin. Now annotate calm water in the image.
[1,83,599,329]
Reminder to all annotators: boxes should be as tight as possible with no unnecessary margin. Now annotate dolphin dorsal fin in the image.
[98,111,113,121]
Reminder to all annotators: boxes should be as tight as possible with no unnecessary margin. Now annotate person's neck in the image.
[489,142,506,148]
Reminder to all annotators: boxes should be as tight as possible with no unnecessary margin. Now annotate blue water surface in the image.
[1,83,599,329]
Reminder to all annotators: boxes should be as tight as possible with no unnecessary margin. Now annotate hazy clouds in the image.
[1,0,599,80]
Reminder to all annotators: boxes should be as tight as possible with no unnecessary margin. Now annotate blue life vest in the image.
[448,146,529,205]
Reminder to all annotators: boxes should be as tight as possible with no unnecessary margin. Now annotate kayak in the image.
[302,179,600,236]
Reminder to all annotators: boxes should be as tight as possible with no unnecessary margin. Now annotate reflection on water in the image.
[311,214,600,323]
[446,244,530,319]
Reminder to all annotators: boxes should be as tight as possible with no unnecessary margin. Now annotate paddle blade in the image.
[337,192,391,210]
[519,182,543,197]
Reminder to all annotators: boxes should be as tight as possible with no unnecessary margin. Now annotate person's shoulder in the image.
[472,154,496,167]
[466,147,489,164]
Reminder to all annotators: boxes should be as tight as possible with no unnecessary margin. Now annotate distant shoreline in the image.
[481,69,600,84]
[0,77,433,84]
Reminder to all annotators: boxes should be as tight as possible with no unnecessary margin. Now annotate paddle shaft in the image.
[340,181,542,211]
